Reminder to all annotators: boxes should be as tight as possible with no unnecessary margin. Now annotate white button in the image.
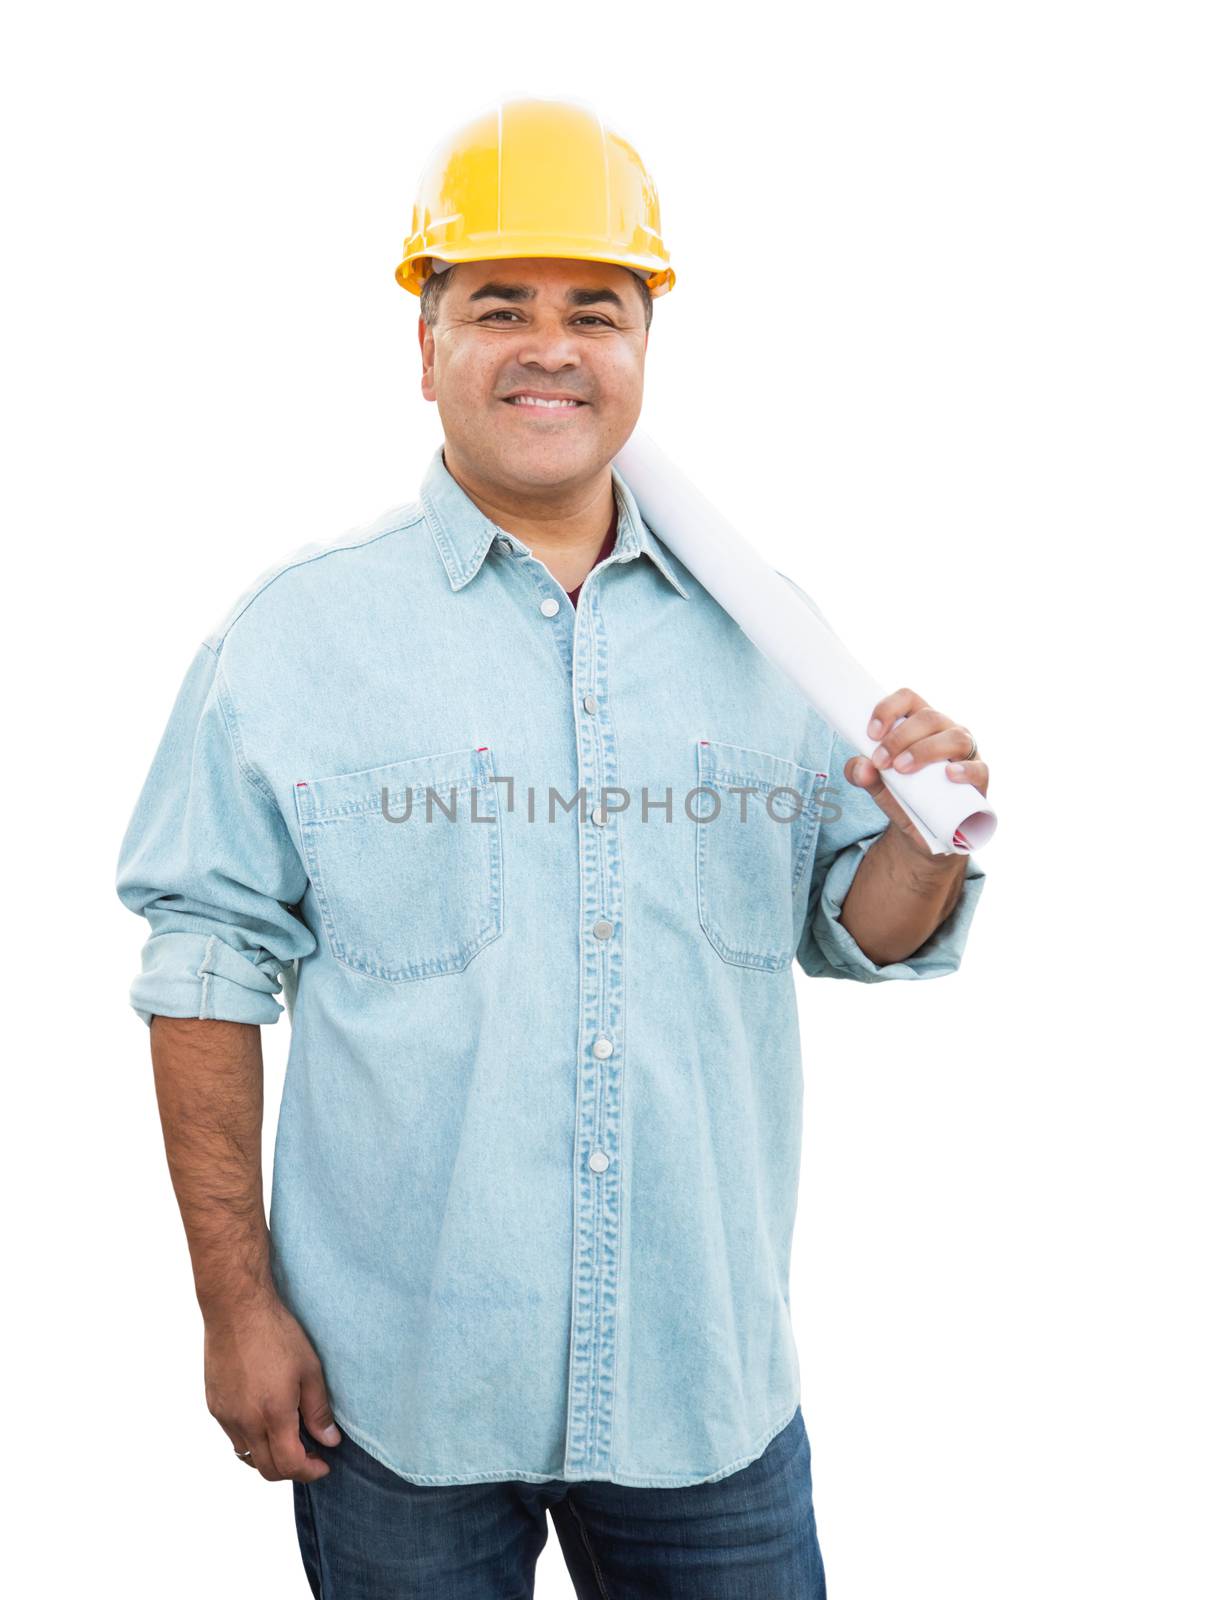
[589,1150,610,1173]
[540,596,560,617]
[495,536,511,553]
[592,920,614,940]
[583,694,598,714]
[590,805,607,826]
[592,1037,614,1059]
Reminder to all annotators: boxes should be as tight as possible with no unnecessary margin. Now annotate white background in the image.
[5,3,1212,1595]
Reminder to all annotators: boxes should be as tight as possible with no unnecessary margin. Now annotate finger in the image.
[294,1411,333,1474]
[945,758,988,795]
[299,1369,343,1449]
[268,1411,331,1484]
[843,758,909,832]
[218,1420,258,1469]
[866,686,929,743]
[241,1418,284,1483]
[870,708,952,770]
[844,754,884,794]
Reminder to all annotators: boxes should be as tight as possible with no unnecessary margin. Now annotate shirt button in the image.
[592,919,615,940]
[540,596,560,617]
[583,693,598,714]
[588,1150,611,1173]
[592,1037,614,1059]
[495,536,511,553]
[590,805,607,826]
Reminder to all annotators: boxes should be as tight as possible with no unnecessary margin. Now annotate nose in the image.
[510,318,586,371]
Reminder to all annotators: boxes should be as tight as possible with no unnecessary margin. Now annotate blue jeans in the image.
[293,1407,827,1598]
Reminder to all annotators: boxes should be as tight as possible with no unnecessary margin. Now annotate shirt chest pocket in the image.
[293,747,503,983]
[694,739,827,972]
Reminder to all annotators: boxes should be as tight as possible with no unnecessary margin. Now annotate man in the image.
[116,96,988,1598]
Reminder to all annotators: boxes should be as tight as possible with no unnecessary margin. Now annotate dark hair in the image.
[419,262,653,334]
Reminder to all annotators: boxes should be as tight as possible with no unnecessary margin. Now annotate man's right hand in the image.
[204,1292,342,1482]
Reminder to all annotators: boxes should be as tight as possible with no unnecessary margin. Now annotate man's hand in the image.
[204,1290,342,1483]
[831,687,987,965]
[847,686,989,861]
[147,1016,341,1482]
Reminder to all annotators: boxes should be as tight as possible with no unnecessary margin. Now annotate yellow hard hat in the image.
[395,95,676,300]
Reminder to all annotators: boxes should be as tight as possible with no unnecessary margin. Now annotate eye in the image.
[478,311,615,327]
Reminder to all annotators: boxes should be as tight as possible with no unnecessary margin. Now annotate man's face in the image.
[418,257,648,491]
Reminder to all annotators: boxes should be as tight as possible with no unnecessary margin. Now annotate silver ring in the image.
[961,731,978,761]
[234,1447,254,1459]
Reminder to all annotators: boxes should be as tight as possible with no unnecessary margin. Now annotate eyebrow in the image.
[466,281,627,312]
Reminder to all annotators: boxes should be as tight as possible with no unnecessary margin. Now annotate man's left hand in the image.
[844,687,989,861]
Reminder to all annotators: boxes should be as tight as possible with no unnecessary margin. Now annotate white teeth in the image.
[507,395,581,408]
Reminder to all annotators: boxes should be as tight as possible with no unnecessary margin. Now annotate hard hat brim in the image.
[396,244,675,299]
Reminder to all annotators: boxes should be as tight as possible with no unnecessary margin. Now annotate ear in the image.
[418,318,436,402]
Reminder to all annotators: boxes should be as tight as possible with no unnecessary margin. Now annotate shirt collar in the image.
[420,442,690,601]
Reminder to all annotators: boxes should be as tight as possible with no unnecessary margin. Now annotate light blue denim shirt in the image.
[116,442,986,1488]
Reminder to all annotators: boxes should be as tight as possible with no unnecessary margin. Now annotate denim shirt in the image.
[115,442,987,1488]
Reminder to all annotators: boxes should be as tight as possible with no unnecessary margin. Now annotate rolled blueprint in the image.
[613,428,997,856]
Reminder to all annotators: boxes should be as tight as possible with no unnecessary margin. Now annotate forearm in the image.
[838,825,969,967]
[148,1016,275,1319]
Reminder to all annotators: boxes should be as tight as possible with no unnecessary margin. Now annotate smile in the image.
[502,396,587,414]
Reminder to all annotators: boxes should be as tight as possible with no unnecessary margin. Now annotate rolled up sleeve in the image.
[115,641,316,1027]
[796,724,987,984]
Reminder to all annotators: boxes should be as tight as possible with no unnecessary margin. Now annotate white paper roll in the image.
[613,428,996,856]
